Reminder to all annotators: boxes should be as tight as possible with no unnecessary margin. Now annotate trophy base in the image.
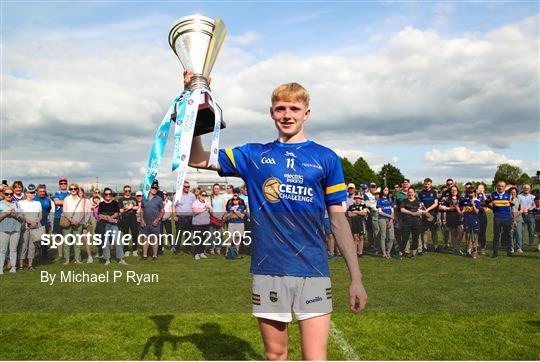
[193,91,226,137]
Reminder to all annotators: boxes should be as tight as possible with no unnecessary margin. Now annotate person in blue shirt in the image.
[376,186,395,258]
[186,72,367,360]
[475,183,489,255]
[459,187,481,258]
[485,180,514,258]
[52,177,70,260]
[34,184,52,260]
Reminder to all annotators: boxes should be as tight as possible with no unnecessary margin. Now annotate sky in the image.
[1,0,539,191]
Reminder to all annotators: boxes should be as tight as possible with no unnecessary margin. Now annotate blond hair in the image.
[271,82,310,107]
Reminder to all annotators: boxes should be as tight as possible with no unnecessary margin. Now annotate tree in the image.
[517,172,531,186]
[493,163,522,186]
[377,163,405,188]
[340,157,356,185]
[353,157,379,186]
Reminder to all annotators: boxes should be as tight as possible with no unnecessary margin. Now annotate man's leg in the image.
[478,212,487,251]
[502,221,512,255]
[524,214,535,246]
[493,219,501,257]
[258,318,288,361]
[299,314,331,360]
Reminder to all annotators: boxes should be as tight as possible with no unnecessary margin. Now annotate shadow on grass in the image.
[141,315,261,360]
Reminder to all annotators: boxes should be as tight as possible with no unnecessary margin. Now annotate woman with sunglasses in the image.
[0,186,24,274]
[191,191,212,260]
[78,187,94,263]
[61,183,87,264]
[98,187,126,265]
[18,185,43,270]
[225,194,246,259]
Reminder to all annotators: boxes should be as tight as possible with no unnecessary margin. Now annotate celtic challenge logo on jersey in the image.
[262,177,314,204]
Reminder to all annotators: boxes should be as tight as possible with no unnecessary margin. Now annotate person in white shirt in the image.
[192,191,212,260]
[209,183,226,254]
[519,184,536,247]
[161,191,174,254]
[18,184,42,270]
[223,184,234,204]
[78,187,93,263]
[61,183,87,264]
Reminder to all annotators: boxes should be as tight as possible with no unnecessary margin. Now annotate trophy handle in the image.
[202,17,227,78]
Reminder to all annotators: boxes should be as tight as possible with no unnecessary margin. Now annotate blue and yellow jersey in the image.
[418,189,438,212]
[489,191,513,221]
[476,193,488,213]
[218,140,347,277]
[459,197,480,227]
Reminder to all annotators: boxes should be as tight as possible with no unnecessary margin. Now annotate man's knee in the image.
[265,350,287,361]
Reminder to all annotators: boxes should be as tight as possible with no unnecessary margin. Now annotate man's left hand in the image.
[349,280,368,313]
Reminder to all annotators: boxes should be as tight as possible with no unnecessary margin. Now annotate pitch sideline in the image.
[330,320,359,360]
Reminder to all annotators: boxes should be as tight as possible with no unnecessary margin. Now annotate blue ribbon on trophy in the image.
[143,15,227,202]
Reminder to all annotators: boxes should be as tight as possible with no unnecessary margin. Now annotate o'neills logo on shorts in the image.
[262,177,314,204]
[306,296,323,304]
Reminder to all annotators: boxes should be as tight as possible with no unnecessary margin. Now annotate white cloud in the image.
[2,14,538,188]
[424,147,540,171]
[416,146,540,183]
[228,31,261,46]
[334,149,400,172]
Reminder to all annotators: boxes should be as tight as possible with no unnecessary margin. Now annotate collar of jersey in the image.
[273,139,312,147]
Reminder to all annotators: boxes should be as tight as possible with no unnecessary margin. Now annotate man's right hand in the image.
[183,71,193,88]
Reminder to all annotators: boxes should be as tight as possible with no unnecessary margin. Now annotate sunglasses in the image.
[59,182,67,185]
[4,192,13,196]
[183,185,190,188]
[27,191,36,194]
[201,194,207,197]
[136,195,142,197]
[104,192,112,196]
[151,187,159,190]
[69,188,78,191]
[124,189,131,192]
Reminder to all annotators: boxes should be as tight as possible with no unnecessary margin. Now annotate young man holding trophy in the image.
[145,15,368,360]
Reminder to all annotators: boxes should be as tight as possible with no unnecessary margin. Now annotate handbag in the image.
[210,196,223,228]
[59,197,83,229]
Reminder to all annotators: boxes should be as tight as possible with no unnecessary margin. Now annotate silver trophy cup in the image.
[169,15,227,136]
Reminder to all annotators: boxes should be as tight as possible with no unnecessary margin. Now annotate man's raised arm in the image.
[183,70,221,172]
[189,136,219,171]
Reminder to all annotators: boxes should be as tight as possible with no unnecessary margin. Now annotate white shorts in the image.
[252,274,332,323]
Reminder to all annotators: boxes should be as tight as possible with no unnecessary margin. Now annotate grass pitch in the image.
[0,216,539,360]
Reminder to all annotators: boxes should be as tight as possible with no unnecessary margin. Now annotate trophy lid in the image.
[168,15,226,78]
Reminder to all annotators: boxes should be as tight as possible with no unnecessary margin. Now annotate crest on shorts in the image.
[269,291,278,303]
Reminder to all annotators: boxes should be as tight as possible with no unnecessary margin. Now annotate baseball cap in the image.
[59,177,67,182]
[24,184,36,193]
[369,182,377,187]
[353,194,362,199]
[136,191,143,196]
[347,183,356,189]
[360,184,368,189]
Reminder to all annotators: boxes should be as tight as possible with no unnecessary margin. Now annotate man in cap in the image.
[140,180,164,260]
[364,182,380,252]
[52,177,69,260]
[34,184,52,259]
[346,183,356,208]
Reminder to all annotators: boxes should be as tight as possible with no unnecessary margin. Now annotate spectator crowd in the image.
[1,176,539,274]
